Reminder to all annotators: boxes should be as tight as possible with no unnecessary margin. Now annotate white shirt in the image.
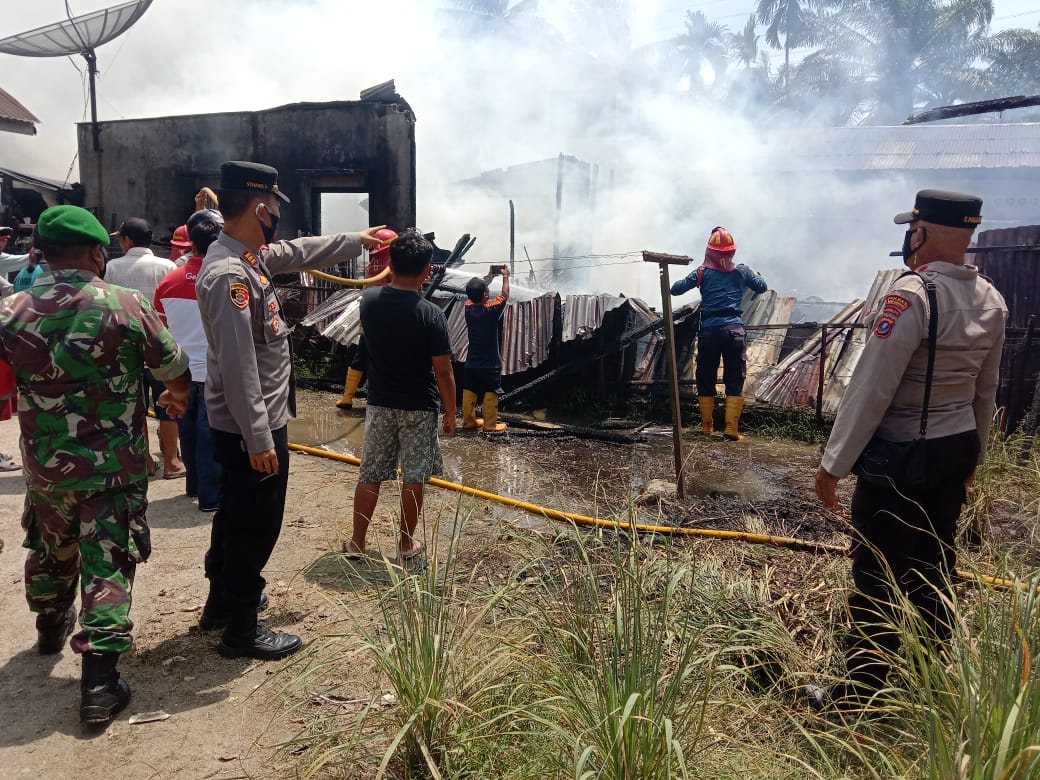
[104,246,176,302]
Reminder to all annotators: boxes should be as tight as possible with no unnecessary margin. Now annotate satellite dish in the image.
[0,0,154,150]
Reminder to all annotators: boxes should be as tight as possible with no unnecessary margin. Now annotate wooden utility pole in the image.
[643,250,693,499]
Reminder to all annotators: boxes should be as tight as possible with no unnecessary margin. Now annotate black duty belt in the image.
[702,308,741,319]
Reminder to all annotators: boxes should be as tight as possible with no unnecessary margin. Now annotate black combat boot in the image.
[219,622,302,661]
[80,651,131,725]
[199,591,270,631]
[36,605,77,654]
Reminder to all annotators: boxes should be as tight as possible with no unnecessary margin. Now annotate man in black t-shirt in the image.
[342,229,457,563]
[462,267,510,431]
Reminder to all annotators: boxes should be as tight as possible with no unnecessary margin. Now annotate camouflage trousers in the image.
[21,481,151,655]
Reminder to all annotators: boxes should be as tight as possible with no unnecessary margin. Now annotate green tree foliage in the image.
[793,0,995,124]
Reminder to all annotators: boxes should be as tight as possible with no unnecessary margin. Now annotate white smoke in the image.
[0,1,988,302]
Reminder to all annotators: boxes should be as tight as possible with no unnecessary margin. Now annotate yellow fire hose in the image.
[147,412,1025,591]
[306,267,391,287]
[287,443,1027,593]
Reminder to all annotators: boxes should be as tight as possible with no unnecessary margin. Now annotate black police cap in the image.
[220,161,290,204]
[893,189,982,228]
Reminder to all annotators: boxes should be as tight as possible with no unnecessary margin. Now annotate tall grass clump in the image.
[894,569,1040,780]
[362,516,532,779]
[963,433,1040,549]
[797,566,1040,780]
[526,531,714,779]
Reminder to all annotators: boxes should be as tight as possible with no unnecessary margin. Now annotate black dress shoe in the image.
[218,623,302,660]
[37,605,77,654]
[198,592,270,631]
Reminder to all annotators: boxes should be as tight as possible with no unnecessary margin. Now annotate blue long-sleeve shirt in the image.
[670,264,767,328]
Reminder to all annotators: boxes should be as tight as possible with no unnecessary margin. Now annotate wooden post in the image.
[643,250,694,500]
[816,325,829,424]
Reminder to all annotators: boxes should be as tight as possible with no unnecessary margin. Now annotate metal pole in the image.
[509,199,515,276]
[552,153,563,268]
[84,48,101,152]
[816,325,828,423]
[658,263,685,499]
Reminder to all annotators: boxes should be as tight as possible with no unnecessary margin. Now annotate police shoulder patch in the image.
[873,314,897,339]
[229,282,250,309]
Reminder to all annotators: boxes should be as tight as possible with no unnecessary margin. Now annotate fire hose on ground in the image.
[285,442,1025,593]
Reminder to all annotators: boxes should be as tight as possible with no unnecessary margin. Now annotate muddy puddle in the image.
[288,390,826,529]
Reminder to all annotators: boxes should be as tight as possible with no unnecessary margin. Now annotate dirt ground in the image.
[0,397,858,780]
[0,412,500,780]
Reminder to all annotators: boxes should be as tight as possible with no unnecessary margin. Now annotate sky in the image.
[1,0,1038,301]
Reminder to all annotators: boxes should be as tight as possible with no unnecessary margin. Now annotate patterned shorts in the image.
[359,405,444,484]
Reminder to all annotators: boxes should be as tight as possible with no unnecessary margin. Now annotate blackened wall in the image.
[77,99,416,239]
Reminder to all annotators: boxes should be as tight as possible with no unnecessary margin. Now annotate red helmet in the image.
[371,228,397,258]
[171,224,191,248]
[706,227,736,254]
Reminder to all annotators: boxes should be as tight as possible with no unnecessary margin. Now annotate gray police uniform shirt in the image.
[822,261,1007,478]
[196,231,363,453]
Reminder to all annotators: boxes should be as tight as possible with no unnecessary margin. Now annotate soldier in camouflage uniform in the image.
[0,205,191,726]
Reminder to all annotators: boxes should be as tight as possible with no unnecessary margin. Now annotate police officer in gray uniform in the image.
[196,161,383,659]
[812,190,1007,708]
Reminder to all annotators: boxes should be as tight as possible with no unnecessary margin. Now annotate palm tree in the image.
[674,10,729,96]
[983,24,1040,95]
[728,14,762,69]
[796,0,994,124]
[756,0,819,100]
[724,15,777,107]
[440,0,542,40]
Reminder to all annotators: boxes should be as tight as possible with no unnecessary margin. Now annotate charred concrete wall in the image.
[77,99,416,239]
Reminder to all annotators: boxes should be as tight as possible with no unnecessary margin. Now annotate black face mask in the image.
[901,226,926,265]
[96,246,109,279]
[257,204,279,245]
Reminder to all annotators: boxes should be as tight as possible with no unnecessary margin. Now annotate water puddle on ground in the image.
[288,390,822,526]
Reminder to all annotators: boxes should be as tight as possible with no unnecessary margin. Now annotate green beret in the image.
[37,205,110,245]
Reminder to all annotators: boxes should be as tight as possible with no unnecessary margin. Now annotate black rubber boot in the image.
[36,605,77,655]
[80,651,131,726]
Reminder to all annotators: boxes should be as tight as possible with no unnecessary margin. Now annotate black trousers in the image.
[695,324,747,397]
[204,426,290,636]
[845,430,979,694]
[349,335,368,373]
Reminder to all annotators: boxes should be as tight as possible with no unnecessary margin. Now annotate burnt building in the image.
[76,85,416,238]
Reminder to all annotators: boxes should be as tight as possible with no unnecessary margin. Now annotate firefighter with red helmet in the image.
[336,228,397,409]
[670,227,767,440]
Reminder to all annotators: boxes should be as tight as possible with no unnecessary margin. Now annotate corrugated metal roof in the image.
[765,124,1040,172]
[0,87,39,135]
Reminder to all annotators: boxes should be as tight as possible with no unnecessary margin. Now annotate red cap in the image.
[171,225,191,248]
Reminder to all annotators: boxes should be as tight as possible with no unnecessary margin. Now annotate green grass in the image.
[276,437,1040,779]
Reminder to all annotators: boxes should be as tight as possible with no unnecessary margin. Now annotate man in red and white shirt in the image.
[154,210,224,511]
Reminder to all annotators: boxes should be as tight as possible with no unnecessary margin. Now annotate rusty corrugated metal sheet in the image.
[975,225,1040,330]
[754,268,914,411]
[743,290,798,396]
[446,299,469,362]
[562,294,628,341]
[975,225,1040,421]
[502,293,557,375]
